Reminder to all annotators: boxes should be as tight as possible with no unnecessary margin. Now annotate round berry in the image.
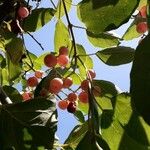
[49,78,63,94]
[67,93,78,102]
[40,88,48,97]
[78,91,88,103]
[44,54,57,68]
[63,77,73,88]
[22,92,31,101]
[57,55,69,67]
[18,7,29,18]
[58,100,69,110]
[59,46,69,55]
[67,102,76,113]
[87,69,96,79]
[136,22,148,33]
[93,86,101,97]
[35,70,43,79]
[27,76,38,87]
[81,79,90,91]
[139,5,147,18]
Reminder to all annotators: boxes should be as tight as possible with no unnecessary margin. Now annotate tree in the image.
[0,0,150,149]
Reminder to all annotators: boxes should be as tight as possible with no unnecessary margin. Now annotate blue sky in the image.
[24,0,140,144]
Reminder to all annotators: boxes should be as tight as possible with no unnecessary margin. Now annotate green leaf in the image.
[93,79,117,110]
[130,34,150,125]
[74,110,85,123]
[7,56,22,82]
[78,101,89,114]
[73,44,93,78]
[0,68,9,85]
[93,80,119,97]
[0,36,5,51]
[102,93,150,149]
[55,0,72,18]
[2,86,22,103]
[76,131,110,150]
[122,16,146,40]
[54,20,71,53]
[64,122,88,149]
[64,71,83,85]
[123,22,141,40]
[138,0,147,9]
[87,31,120,48]
[77,0,140,33]
[0,97,57,149]
[96,46,135,66]
[5,37,24,64]
[24,8,55,32]
[0,54,6,68]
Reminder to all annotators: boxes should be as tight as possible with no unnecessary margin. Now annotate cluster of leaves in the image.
[0,0,150,149]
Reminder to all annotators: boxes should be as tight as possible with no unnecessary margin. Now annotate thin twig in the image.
[50,0,57,9]
[26,31,44,51]
[61,0,77,68]
[72,24,86,30]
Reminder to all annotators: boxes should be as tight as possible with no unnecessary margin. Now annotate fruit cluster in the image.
[22,70,43,100]
[136,5,148,34]
[22,46,101,114]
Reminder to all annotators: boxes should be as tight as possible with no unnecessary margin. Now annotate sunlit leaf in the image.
[54,20,71,53]
[7,56,22,82]
[65,123,88,149]
[102,93,150,149]
[5,37,24,64]
[87,31,120,48]
[96,46,135,66]
[0,68,9,85]
[78,0,140,33]
[24,8,55,32]
[55,0,72,18]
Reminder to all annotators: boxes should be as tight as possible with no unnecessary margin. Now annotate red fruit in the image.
[59,46,69,55]
[44,54,57,68]
[67,102,76,113]
[58,100,69,110]
[27,76,38,87]
[139,5,147,18]
[40,88,48,97]
[67,93,78,102]
[136,22,148,33]
[81,79,90,91]
[63,77,73,88]
[49,78,63,94]
[87,69,96,79]
[22,92,31,101]
[93,86,101,97]
[78,91,88,103]
[18,7,29,18]
[57,55,69,67]
[35,70,43,79]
